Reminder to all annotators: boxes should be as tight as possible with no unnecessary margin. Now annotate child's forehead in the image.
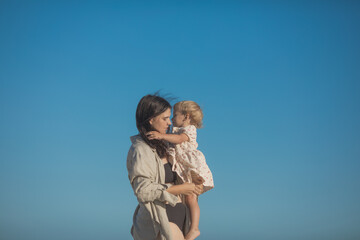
[173,110,183,114]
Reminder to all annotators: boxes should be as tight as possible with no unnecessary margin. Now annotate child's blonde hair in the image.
[173,101,203,128]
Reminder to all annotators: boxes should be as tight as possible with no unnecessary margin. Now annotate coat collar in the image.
[130,135,157,153]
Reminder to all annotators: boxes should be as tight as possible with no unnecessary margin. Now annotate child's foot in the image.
[185,229,200,240]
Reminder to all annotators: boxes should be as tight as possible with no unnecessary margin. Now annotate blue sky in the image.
[1,1,360,240]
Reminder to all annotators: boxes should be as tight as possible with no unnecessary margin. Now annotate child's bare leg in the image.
[185,194,200,240]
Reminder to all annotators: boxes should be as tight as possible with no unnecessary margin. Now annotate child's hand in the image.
[146,131,163,140]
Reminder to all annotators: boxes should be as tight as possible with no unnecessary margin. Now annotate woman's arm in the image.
[166,182,202,196]
[147,131,189,144]
[127,145,179,205]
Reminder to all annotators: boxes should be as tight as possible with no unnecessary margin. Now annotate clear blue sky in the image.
[1,1,359,240]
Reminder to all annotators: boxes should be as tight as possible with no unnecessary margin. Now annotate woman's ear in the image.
[149,118,153,125]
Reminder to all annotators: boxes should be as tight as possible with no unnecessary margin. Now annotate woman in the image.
[127,94,203,240]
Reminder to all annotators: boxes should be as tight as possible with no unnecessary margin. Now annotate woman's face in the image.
[149,108,172,134]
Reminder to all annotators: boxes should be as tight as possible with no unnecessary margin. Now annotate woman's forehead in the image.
[160,108,171,117]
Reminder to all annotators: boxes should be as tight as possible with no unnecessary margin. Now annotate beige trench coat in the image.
[127,135,190,240]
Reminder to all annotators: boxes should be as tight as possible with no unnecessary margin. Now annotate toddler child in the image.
[147,101,214,240]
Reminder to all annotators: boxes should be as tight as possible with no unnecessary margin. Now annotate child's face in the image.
[171,111,186,127]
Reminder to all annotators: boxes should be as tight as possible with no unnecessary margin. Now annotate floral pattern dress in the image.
[168,125,214,193]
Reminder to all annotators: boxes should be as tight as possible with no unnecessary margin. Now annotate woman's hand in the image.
[179,183,203,196]
[179,182,197,195]
[146,131,163,140]
[194,184,203,195]
[166,182,199,196]
[190,171,205,185]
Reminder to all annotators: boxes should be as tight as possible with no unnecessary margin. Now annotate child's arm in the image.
[147,131,189,144]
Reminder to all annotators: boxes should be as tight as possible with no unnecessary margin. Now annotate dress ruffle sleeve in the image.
[178,125,197,144]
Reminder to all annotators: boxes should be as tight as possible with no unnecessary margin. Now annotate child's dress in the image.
[168,125,214,193]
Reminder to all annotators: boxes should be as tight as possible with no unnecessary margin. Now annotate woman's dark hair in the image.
[136,94,171,158]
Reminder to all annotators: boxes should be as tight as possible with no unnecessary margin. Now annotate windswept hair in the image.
[136,94,171,158]
[174,101,203,128]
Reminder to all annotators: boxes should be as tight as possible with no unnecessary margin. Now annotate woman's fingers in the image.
[191,172,204,185]
[179,183,193,196]
[192,177,203,185]
[190,171,204,182]
[194,184,203,195]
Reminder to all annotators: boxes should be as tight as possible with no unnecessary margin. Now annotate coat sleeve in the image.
[127,144,179,206]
